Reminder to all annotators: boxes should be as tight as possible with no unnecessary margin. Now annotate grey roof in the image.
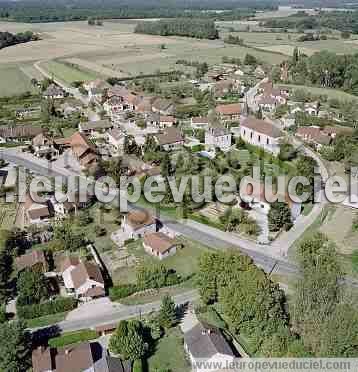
[184,321,234,359]
[80,120,113,131]
[241,117,283,138]
[43,84,64,97]
[0,125,43,139]
[208,126,229,137]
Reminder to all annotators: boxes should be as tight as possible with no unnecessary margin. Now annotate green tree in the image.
[0,304,6,323]
[158,294,177,329]
[268,201,292,232]
[16,269,50,306]
[318,304,358,357]
[53,221,85,251]
[161,152,172,177]
[292,233,342,355]
[0,320,31,372]
[244,53,258,66]
[109,320,146,361]
[0,243,12,301]
[77,210,93,226]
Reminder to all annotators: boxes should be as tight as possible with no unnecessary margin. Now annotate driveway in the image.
[65,297,125,321]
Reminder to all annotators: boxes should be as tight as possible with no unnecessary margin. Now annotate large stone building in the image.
[240,117,284,154]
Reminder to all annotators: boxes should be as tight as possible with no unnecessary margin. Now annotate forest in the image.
[286,49,358,96]
[0,0,275,23]
[0,31,37,50]
[134,18,219,39]
[262,11,358,33]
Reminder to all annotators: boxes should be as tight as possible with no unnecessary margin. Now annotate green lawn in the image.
[278,83,358,102]
[0,64,37,97]
[48,329,98,348]
[41,60,99,85]
[147,327,190,372]
[120,280,196,306]
[113,235,210,289]
[25,312,68,328]
[126,237,211,278]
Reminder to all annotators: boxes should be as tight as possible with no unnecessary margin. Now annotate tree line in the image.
[285,48,358,96]
[262,10,358,34]
[197,233,358,357]
[0,31,37,50]
[0,0,277,23]
[135,18,219,39]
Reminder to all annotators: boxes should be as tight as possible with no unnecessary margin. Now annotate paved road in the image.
[35,290,199,333]
[3,149,358,289]
[245,77,267,112]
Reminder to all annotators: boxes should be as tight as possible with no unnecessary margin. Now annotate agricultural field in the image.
[0,64,37,97]
[218,28,358,57]
[0,19,285,83]
[40,60,100,84]
[278,83,358,102]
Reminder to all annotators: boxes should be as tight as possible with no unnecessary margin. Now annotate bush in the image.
[94,225,107,237]
[17,297,77,320]
[48,329,97,348]
[136,264,181,290]
[109,284,138,301]
[133,359,143,372]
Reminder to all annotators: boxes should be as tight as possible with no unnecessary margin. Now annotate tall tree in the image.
[0,320,31,372]
[109,320,146,361]
[158,294,177,329]
[268,202,292,232]
[16,269,50,306]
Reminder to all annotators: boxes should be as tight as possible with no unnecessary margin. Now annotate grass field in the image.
[40,60,99,84]
[25,312,68,328]
[278,83,358,102]
[113,237,211,285]
[147,327,190,372]
[0,64,37,97]
[0,19,285,81]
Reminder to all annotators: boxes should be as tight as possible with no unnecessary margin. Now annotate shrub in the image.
[109,284,138,301]
[133,359,143,372]
[94,225,107,237]
[17,297,77,320]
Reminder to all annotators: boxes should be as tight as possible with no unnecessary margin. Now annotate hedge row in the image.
[48,329,98,348]
[109,284,138,301]
[17,297,77,320]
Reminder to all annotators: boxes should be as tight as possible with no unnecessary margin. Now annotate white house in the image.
[106,128,125,155]
[240,117,284,155]
[43,84,65,99]
[143,232,178,260]
[191,117,209,129]
[61,257,105,300]
[32,133,58,158]
[239,180,302,221]
[304,102,319,116]
[122,210,157,239]
[155,127,184,151]
[184,321,235,372]
[257,95,279,112]
[78,120,113,137]
[60,256,80,293]
[205,126,232,151]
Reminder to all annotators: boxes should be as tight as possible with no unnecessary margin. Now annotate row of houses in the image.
[32,341,129,372]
